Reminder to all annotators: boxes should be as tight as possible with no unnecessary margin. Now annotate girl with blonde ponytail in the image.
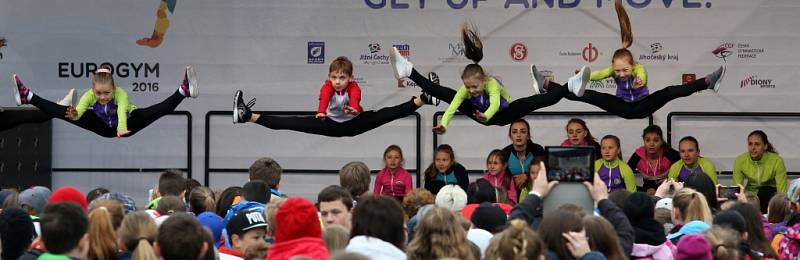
[118,211,159,260]
[484,219,546,260]
[390,22,588,134]
[534,0,727,120]
[667,188,712,244]
[87,206,119,260]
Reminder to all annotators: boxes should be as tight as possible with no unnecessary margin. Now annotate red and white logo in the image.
[510,43,528,62]
[582,43,599,63]
[682,74,696,85]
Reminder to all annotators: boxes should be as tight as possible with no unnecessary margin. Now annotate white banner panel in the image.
[1,0,797,193]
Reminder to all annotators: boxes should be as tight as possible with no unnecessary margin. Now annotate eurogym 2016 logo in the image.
[510,42,528,62]
[307,42,325,64]
[560,43,602,63]
[360,43,389,65]
[137,0,177,48]
[740,76,775,89]
[393,44,417,88]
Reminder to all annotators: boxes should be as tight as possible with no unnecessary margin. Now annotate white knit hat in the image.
[435,185,468,212]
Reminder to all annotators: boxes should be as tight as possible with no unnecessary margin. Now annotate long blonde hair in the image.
[118,211,158,260]
[673,188,713,224]
[484,219,545,260]
[87,206,118,260]
[704,226,741,260]
[406,207,474,260]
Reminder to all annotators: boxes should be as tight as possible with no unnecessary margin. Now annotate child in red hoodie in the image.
[267,197,329,260]
[374,145,413,201]
[233,56,437,137]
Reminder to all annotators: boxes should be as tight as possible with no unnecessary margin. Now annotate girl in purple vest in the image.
[531,0,725,119]
[12,65,197,138]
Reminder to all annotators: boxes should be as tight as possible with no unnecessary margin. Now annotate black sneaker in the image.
[420,92,440,106]
[428,71,440,85]
[233,90,255,123]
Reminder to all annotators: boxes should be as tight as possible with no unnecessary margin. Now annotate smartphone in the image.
[545,146,595,183]
[718,186,741,199]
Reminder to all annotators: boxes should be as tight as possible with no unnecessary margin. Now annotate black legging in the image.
[563,78,709,119]
[0,109,52,132]
[30,90,186,138]
[254,98,419,137]
[408,69,566,126]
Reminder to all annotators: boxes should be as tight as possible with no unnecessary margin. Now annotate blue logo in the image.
[307,42,325,64]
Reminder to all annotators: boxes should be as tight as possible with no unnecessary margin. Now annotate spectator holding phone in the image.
[733,130,787,213]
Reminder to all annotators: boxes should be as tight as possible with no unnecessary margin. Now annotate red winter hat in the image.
[48,186,88,211]
[275,197,322,243]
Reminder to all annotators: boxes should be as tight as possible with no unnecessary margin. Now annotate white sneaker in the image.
[568,66,590,97]
[389,47,413,79]
[530,65,546,95]
[57,89,77,107]
[180,66,198,98]
[710,65,726,93]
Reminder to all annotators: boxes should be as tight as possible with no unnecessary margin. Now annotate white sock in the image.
[26,90,33,101]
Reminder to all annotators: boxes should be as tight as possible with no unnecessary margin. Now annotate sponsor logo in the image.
[393,44,417,88]
[639,42,679,62]
[582,43,599,62]
[307,42,325,64]
[740,76,775,89]
[439,42,469,63]
[712,42,764,61]
[682,74,696,85]
[510,42,528,62]
[360,43,390,65]
[561,43,603,63]
[588,78,616,89]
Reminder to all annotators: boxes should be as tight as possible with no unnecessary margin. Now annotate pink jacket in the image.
[481,170,518,204]
[373,167,412,197]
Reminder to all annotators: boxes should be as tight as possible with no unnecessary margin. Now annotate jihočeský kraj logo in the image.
[307,42,325,64]
[639,42,678,62]
[360,43,389,65]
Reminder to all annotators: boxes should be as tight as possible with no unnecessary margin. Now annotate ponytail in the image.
[88,207,119,260]
[461,22,483,64]
[673,188,712,224]
[132,238,158,260]
[615,0,633,49]
[611,0,635,65]
[484,219,545,260]
[119,212,158,260]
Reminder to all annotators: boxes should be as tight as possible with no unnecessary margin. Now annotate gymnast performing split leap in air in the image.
[389,22,590,134]
[530,0,725,119]
[233,56,436,137]
[11,65,198,138]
